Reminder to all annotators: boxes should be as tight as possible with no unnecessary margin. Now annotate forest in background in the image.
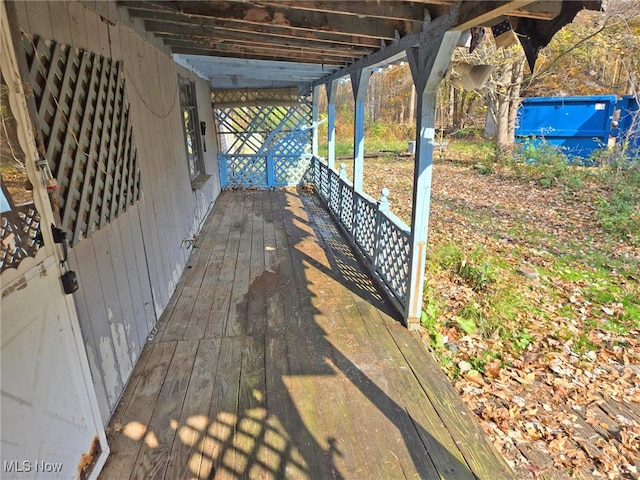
[315,2,640,152]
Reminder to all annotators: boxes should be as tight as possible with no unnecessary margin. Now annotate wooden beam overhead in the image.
[122,1,416,40]
[252,1,428,22]
[170,46,348,65]
[117,0,568,90]
[163,38,362,62]
[153,24,380,55]
[454,0,538,30]
[312,6,460,87]
[140,16,383,49]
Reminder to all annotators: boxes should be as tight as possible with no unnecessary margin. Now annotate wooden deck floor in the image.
[100,190,513,480]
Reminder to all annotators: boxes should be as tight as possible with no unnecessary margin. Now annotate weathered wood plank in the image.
[106,221,144,357]
[101,341,176,477]
[72,238,124,409]
[130,339,199,479]
[160,286,199,342]
[206,193,245,337]
[246,192,266,336]
[298,199,433,479]
[199,336,243,479]
[165,338,222,480]
[225,192,253,337]
[386,323,516,479]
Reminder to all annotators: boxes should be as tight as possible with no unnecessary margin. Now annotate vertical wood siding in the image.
[15,0,221,424]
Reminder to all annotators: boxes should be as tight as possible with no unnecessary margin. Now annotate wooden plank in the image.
[124,203,157,336]
[246,191,266,336]
[160,286,199,342]
[106,221,144,359]
[130,339,199,479]
[49,1,74,45]
[67,1,90,48]
[295,197,424,479]
[165,338,222,479]
[72,238,124,410]
[262,190,285,334]
[123,28,167,315]
[101,341,176,477]
[183,196,235,339]
[106,342,155,436]
[199,336,244,479]
[225,192,253,337]
[92,228,133,385]
[353,301,476,479]
[386,324,516,479]
[229,335,267,476]
[67,248,111,423]
[24,0,54,39]
[205,192,244,337]
[263,334,309,478]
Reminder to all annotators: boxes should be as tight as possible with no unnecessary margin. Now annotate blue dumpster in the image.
[515,95,618,159]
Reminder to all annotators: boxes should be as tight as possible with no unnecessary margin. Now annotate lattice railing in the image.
[310,157,411,310]
[0,203,43,273]
[23,35,141,246]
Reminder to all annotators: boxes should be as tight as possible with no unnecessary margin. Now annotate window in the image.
[179,80,206,183]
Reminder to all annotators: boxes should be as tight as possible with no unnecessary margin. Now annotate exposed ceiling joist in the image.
[117,0,598,91]
[122,1,417,41]
[454,0,538,30]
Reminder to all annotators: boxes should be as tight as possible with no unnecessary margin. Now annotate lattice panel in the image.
[312,157,322,187]
[319,163,329,201]
[328,170,340,216]
[353,192,377,260]
[0,204,42,272]
[339,184,354,235]
[273,155,311,186]
[23,36,140,246]
[221,155,268,186]
[214,94,312,188]
[376,214,410,302]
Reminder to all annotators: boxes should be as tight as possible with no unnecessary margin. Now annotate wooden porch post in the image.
[404,31,461,328]
[312,85,319,157]
[326,80,337,169]
[350,68,371,192]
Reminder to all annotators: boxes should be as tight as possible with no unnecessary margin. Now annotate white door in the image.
[0,2,109,478]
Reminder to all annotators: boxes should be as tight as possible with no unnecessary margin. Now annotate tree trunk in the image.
[494,56,525,148]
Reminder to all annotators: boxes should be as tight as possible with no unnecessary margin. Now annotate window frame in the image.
[178,79,207,186]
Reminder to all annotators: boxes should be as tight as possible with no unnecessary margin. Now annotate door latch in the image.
[51,224,78,294]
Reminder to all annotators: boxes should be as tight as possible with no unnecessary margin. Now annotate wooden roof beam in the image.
[152,29,376,54]
[170,46,348,65]
[162,38,365,61]
[251,1,429,22]
[453,0,538,30]
[140,17,383,49]
[122,1,417,40]
[312,6,461,87]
